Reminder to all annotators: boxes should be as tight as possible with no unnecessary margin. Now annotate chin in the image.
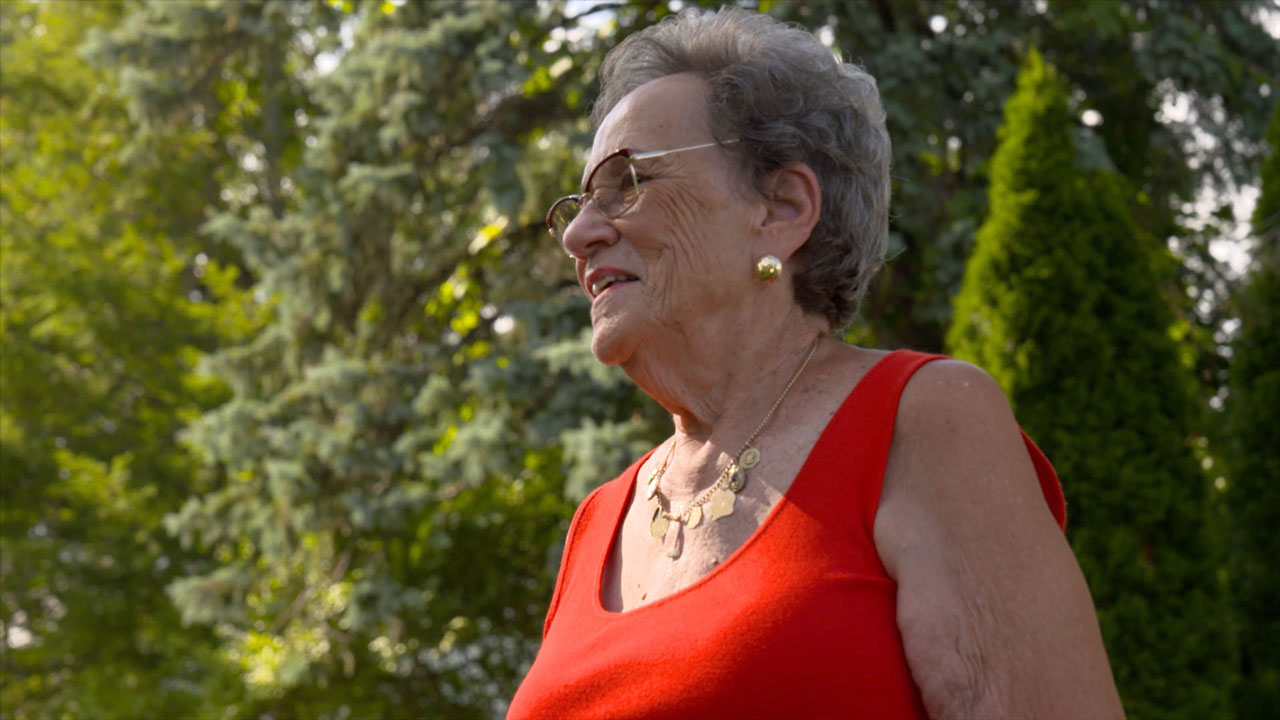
[589,318,642,367]
[589,329,631,366]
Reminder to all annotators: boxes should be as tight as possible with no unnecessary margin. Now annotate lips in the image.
[585,267,640,299]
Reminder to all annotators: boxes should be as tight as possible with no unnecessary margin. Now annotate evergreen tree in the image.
[1226,102,1280,719]
[117,1,667,715]
[946,51,1235,720]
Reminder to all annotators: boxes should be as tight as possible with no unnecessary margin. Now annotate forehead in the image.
[585,73,713,175]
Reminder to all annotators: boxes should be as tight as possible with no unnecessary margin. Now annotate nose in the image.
[560,201,619,260]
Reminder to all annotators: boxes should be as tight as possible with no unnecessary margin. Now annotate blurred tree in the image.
[1226,102,1280,719]
[93,0,669,716]
[768,0,1275,377]
[0,1,259,717]
[946,51,1235,720]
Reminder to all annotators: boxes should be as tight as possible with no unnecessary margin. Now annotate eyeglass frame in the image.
[545,138,743,247]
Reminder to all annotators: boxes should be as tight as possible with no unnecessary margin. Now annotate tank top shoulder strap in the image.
[808,349,1065,541]
[842,349,948,539]
[773,350,946,577]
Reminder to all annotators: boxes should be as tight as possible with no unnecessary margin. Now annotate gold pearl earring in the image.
[755,255,782,283]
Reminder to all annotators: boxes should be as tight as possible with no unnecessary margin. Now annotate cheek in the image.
[631,186,742,315]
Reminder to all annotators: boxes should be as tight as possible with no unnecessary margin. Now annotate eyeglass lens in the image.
[550,153,639,240]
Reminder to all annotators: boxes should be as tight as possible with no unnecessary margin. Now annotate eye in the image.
[612,173,633,190]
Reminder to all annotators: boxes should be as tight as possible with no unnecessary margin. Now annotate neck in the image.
[621,301,826,478]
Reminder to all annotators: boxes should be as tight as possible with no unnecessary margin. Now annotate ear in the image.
[755,162,821,261]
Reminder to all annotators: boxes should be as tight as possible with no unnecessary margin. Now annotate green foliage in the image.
[86,1,666,716]
[1226,102,1280,719]
[772,0,1276,361]
[1252,104,1280,256]
[3,1,1276,717]
[947,51,1235,719]
[0,2,253,717]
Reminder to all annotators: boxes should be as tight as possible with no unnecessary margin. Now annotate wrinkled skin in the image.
[561,73,825,434]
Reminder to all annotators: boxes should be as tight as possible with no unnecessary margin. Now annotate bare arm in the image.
[874,360,1123,719]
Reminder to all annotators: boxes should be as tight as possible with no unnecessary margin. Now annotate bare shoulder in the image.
[896,358,1017,440]
[874,358,1124,719]
[879,358,1042,516]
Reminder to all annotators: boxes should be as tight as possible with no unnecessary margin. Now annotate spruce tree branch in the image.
[269,548,351,634]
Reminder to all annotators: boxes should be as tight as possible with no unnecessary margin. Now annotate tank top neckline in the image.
[590,348,908,618]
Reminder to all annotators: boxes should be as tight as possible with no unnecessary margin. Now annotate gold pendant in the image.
[645,473,659,500]
[727,465,747,493]
[738,446,761,469]
[650,506,669,538]
[687,504,703,529]
[666,524,683,559]
[708,488,736,520]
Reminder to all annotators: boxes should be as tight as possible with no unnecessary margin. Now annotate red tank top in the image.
[508,351,1066,719]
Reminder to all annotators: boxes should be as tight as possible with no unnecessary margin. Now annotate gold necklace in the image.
[646,337,821,559]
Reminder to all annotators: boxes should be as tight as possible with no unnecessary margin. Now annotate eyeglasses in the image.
[545,139,741,246]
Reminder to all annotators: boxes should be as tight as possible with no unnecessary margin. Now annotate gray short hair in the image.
[592,7,891,330]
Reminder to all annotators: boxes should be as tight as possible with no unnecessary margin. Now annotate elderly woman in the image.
[509,8,1122,720]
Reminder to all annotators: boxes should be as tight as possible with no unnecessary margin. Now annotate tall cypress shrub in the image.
[1227,102,1280,719]
[947,50,1234,719]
